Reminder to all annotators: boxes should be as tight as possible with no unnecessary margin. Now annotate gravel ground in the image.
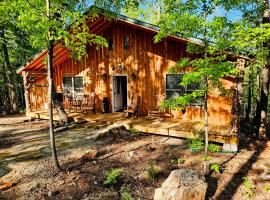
[1,114,270,200]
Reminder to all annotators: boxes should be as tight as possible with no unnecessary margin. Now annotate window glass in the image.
[63,76,84,96]
[109,39,113,50]
[165,73,202,105]
[166,74,185,90]
[124,36,129,49]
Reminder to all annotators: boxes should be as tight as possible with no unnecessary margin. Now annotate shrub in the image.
[186,138,205,152]
[208,143,221,153]
[209,163,223,173]
[103,168,123,186]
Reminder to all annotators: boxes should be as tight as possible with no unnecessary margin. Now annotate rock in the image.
[154,169,207,200]
[129,151,134,157]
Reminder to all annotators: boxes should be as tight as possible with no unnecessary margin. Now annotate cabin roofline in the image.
[17,6,250,75]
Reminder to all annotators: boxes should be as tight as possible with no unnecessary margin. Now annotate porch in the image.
[26,110,238,145]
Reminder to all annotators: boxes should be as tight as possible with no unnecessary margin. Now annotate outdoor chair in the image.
[63,94,73,110]
[148,95,165,120]
[123,93,140,119]
[81,92,96,114]
[69,94,84,113]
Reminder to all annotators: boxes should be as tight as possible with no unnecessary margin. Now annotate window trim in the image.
[165,73,203,106]
[62,75,84,98]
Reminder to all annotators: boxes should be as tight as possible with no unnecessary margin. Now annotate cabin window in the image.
[165,73,202,105]
[63,76,84,97]
[123,36,129,49]
[109,39,113,51]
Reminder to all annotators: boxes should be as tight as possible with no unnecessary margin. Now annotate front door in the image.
[113,76,127,112]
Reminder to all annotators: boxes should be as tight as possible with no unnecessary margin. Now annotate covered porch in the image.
[26,110,238,145]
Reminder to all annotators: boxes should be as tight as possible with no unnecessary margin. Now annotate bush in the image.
[186,138,205,152]
[103,168,123,186]
[208,143,221,153]
[209,163,223,173]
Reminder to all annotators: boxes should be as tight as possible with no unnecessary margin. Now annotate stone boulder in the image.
[154,169,207,200]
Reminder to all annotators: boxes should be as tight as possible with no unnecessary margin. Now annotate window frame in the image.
[62,75,84,98]
[165,73,203,106]
[123,36,130,49]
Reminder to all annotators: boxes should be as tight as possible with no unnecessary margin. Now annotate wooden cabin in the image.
[17,10,247,149]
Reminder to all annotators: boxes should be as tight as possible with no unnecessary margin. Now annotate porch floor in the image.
[26,110,238,144]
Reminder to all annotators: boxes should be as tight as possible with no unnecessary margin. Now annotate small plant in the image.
[103,168,123,186]
[186,138,205,152]
[262,184,270,192]
[242,177,255,198]
[201,155,212,161]
[121,188,133,200]
[146,160,160,181]
[209,163,223,174]
[208,143,221,153]
[171,157,186,165]
[129,127,139,134]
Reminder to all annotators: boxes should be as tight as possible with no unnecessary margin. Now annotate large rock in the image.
[154,169,207,200]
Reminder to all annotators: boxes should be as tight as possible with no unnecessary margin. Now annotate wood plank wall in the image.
[28,21,237,135]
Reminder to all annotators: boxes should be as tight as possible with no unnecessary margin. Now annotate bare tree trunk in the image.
[1,63,11,115]
[46,0,61,171]
[22,71,31,113]
[258,0,270,137]
[0,30,19,113]
[254,68,261,135]
[202,1,208,175]
[204,80,209,175]
[52,86,69,124]
[245,65,252,121]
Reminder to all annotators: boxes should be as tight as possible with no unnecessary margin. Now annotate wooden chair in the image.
[81,92,96,114]
[69,94,84,113]
[123,93,140,119]
[63,94,73,110]
[148,95,165,120]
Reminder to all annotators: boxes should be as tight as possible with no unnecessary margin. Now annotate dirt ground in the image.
[1,114,270,200]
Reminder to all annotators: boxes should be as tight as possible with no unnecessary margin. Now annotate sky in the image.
[208,6,242,22]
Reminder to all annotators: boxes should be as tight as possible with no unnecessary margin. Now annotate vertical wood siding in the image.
[28,21,237,135]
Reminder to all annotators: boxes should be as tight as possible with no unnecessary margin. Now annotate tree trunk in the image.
[46,0,61,171]
[245,65,252,121]
[52,86,69,124]
[0,30,19,113]
[22,71,31,113]
[0,63,11,115]
[254,68,261,135]
[258,0,270,137]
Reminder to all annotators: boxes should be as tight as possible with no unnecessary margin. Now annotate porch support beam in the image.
[22,71,31,113]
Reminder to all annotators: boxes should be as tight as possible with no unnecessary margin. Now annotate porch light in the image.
[101,73,108,81]
[131,72,136,81]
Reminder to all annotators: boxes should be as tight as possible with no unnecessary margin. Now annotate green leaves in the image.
[16,1,110,61]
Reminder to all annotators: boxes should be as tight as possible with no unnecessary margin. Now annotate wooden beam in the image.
[25,70,47,76]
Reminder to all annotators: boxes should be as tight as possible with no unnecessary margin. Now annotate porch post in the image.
[22,71,31,113]
[224,58,245,152]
